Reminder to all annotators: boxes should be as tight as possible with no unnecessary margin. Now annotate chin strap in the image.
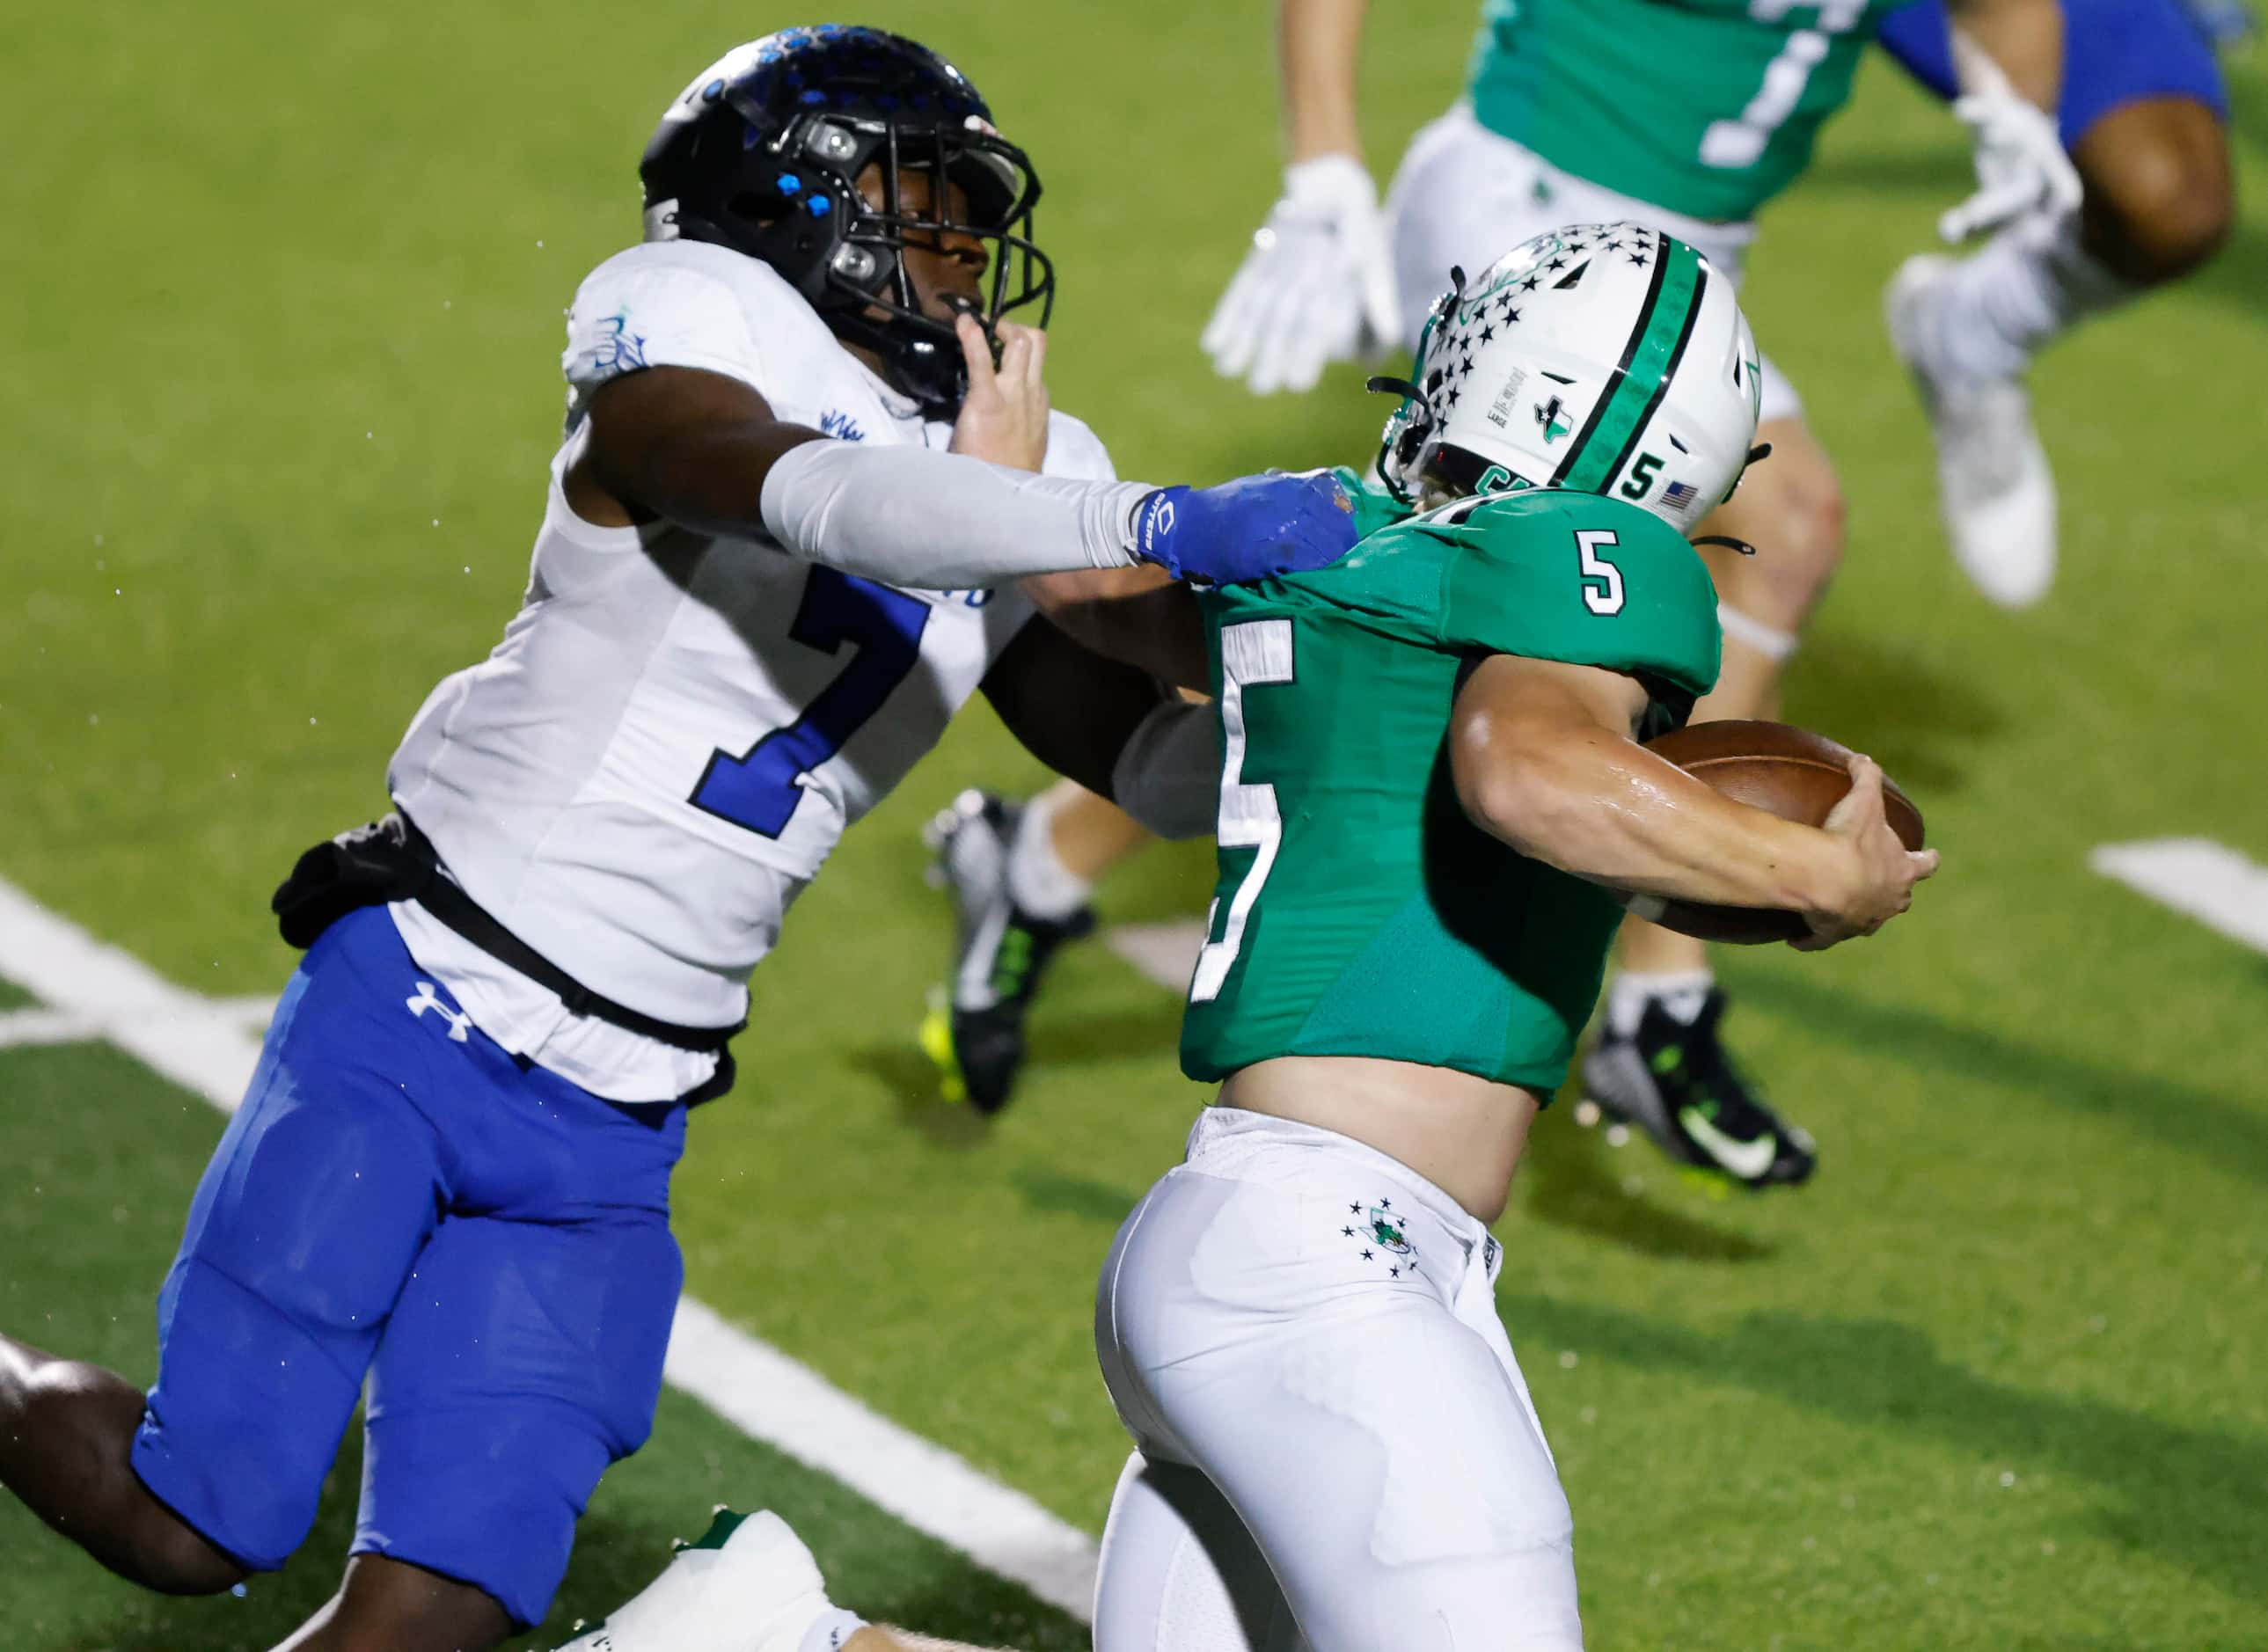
[1690,444,1775,557]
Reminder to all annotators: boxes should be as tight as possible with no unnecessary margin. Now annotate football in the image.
[1628,720,1926,945]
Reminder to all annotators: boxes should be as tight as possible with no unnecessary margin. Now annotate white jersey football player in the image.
[0,26,1356,1652]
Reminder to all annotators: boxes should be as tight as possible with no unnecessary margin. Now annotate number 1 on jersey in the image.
[1698,0,1867,171]
[1189,619,1295,1004]
[691,567,932,838]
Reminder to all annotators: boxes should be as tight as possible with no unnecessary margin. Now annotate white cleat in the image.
[556,1507,852,1652]
[1886,254,2058,609]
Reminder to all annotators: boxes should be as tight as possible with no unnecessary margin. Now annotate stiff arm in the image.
[567,364,1154,588]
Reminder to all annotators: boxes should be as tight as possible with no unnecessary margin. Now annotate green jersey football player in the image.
[1086,225,1935,1649]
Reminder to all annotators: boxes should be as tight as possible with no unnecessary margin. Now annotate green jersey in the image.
[1467,0,1902,224]
[1178,472,1721,1094]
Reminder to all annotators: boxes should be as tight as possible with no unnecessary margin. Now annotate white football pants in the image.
[1093,1107,1583,1652]
[1384,102,1803,428]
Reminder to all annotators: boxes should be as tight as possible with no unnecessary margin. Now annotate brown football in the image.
[1630,720,1926,945]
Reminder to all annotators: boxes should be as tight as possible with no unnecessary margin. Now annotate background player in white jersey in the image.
[0,26,1357,1652]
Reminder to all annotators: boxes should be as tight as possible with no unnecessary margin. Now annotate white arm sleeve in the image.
[759,440,1152,586]
[1110,698,1222,842]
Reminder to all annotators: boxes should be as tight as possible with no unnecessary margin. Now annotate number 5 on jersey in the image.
[1189,619,1295,1003]
[1577,529,1626,615]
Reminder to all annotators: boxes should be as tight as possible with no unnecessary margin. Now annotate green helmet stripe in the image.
[1594,259,1709,495]
[1550,234,1707,494]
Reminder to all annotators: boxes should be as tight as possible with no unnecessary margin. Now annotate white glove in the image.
[1202,154,1401,396]
[1938,89,2082,245]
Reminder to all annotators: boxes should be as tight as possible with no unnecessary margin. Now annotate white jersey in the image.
[386,238,1115,1101]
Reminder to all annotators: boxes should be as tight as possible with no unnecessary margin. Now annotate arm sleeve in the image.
[1436,499,1722,698]
[1109,698,1222,840]
[758,441,1155,587]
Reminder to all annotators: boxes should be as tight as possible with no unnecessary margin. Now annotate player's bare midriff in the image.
[1218,1054,1542,1224]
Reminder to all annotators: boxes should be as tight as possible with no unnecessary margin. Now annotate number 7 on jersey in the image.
[1189,619,1296,1003]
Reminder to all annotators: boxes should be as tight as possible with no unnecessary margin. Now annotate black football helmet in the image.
[640,26,1053,418]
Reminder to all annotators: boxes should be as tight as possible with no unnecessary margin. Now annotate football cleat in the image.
[1581,989,1817,1190]
[556,1507,857,1652]
[922,789,1094,1113]
[1886,253,2056,610]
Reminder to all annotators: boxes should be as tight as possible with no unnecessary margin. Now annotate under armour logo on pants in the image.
[406,980,472,1042]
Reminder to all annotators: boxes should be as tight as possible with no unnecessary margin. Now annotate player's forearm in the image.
[1947,0,2063,108]
[1021,567,1210,692]
[981,618,1217,837]
[758,442,1153,586]
[1460,725,1855,914]
[1279,0,1371,163]
[598,413,828,538]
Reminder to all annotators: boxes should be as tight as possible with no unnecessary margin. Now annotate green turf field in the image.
[4,4,2266,1648]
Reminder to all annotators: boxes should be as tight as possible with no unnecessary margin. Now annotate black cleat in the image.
[920,790,1094,1114]
[1581,989,1816,1189]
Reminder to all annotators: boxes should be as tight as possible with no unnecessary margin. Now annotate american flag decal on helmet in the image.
[1662,479,1701,512]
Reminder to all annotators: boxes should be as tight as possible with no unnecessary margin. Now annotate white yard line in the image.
[1102,918,1206,996]
[2090,838,2268,957]
[0,1005,105,1048]
[0,874,1099,1622]
[211,994,280,1035]
[665,1299,1100,1616]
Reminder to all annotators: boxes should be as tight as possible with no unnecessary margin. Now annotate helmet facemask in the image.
[1370,269,1464,505]
[791,113,1055,414]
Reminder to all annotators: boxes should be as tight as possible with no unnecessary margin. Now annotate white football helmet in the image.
[1375,222,1765,530]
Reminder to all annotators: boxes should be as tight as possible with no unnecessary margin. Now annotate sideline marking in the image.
[2090,838,2268,957]
[0,1005,105,1048]
[0,875,1099,1621]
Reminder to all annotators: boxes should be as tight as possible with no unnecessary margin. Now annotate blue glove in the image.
[1131,471,1357,586]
